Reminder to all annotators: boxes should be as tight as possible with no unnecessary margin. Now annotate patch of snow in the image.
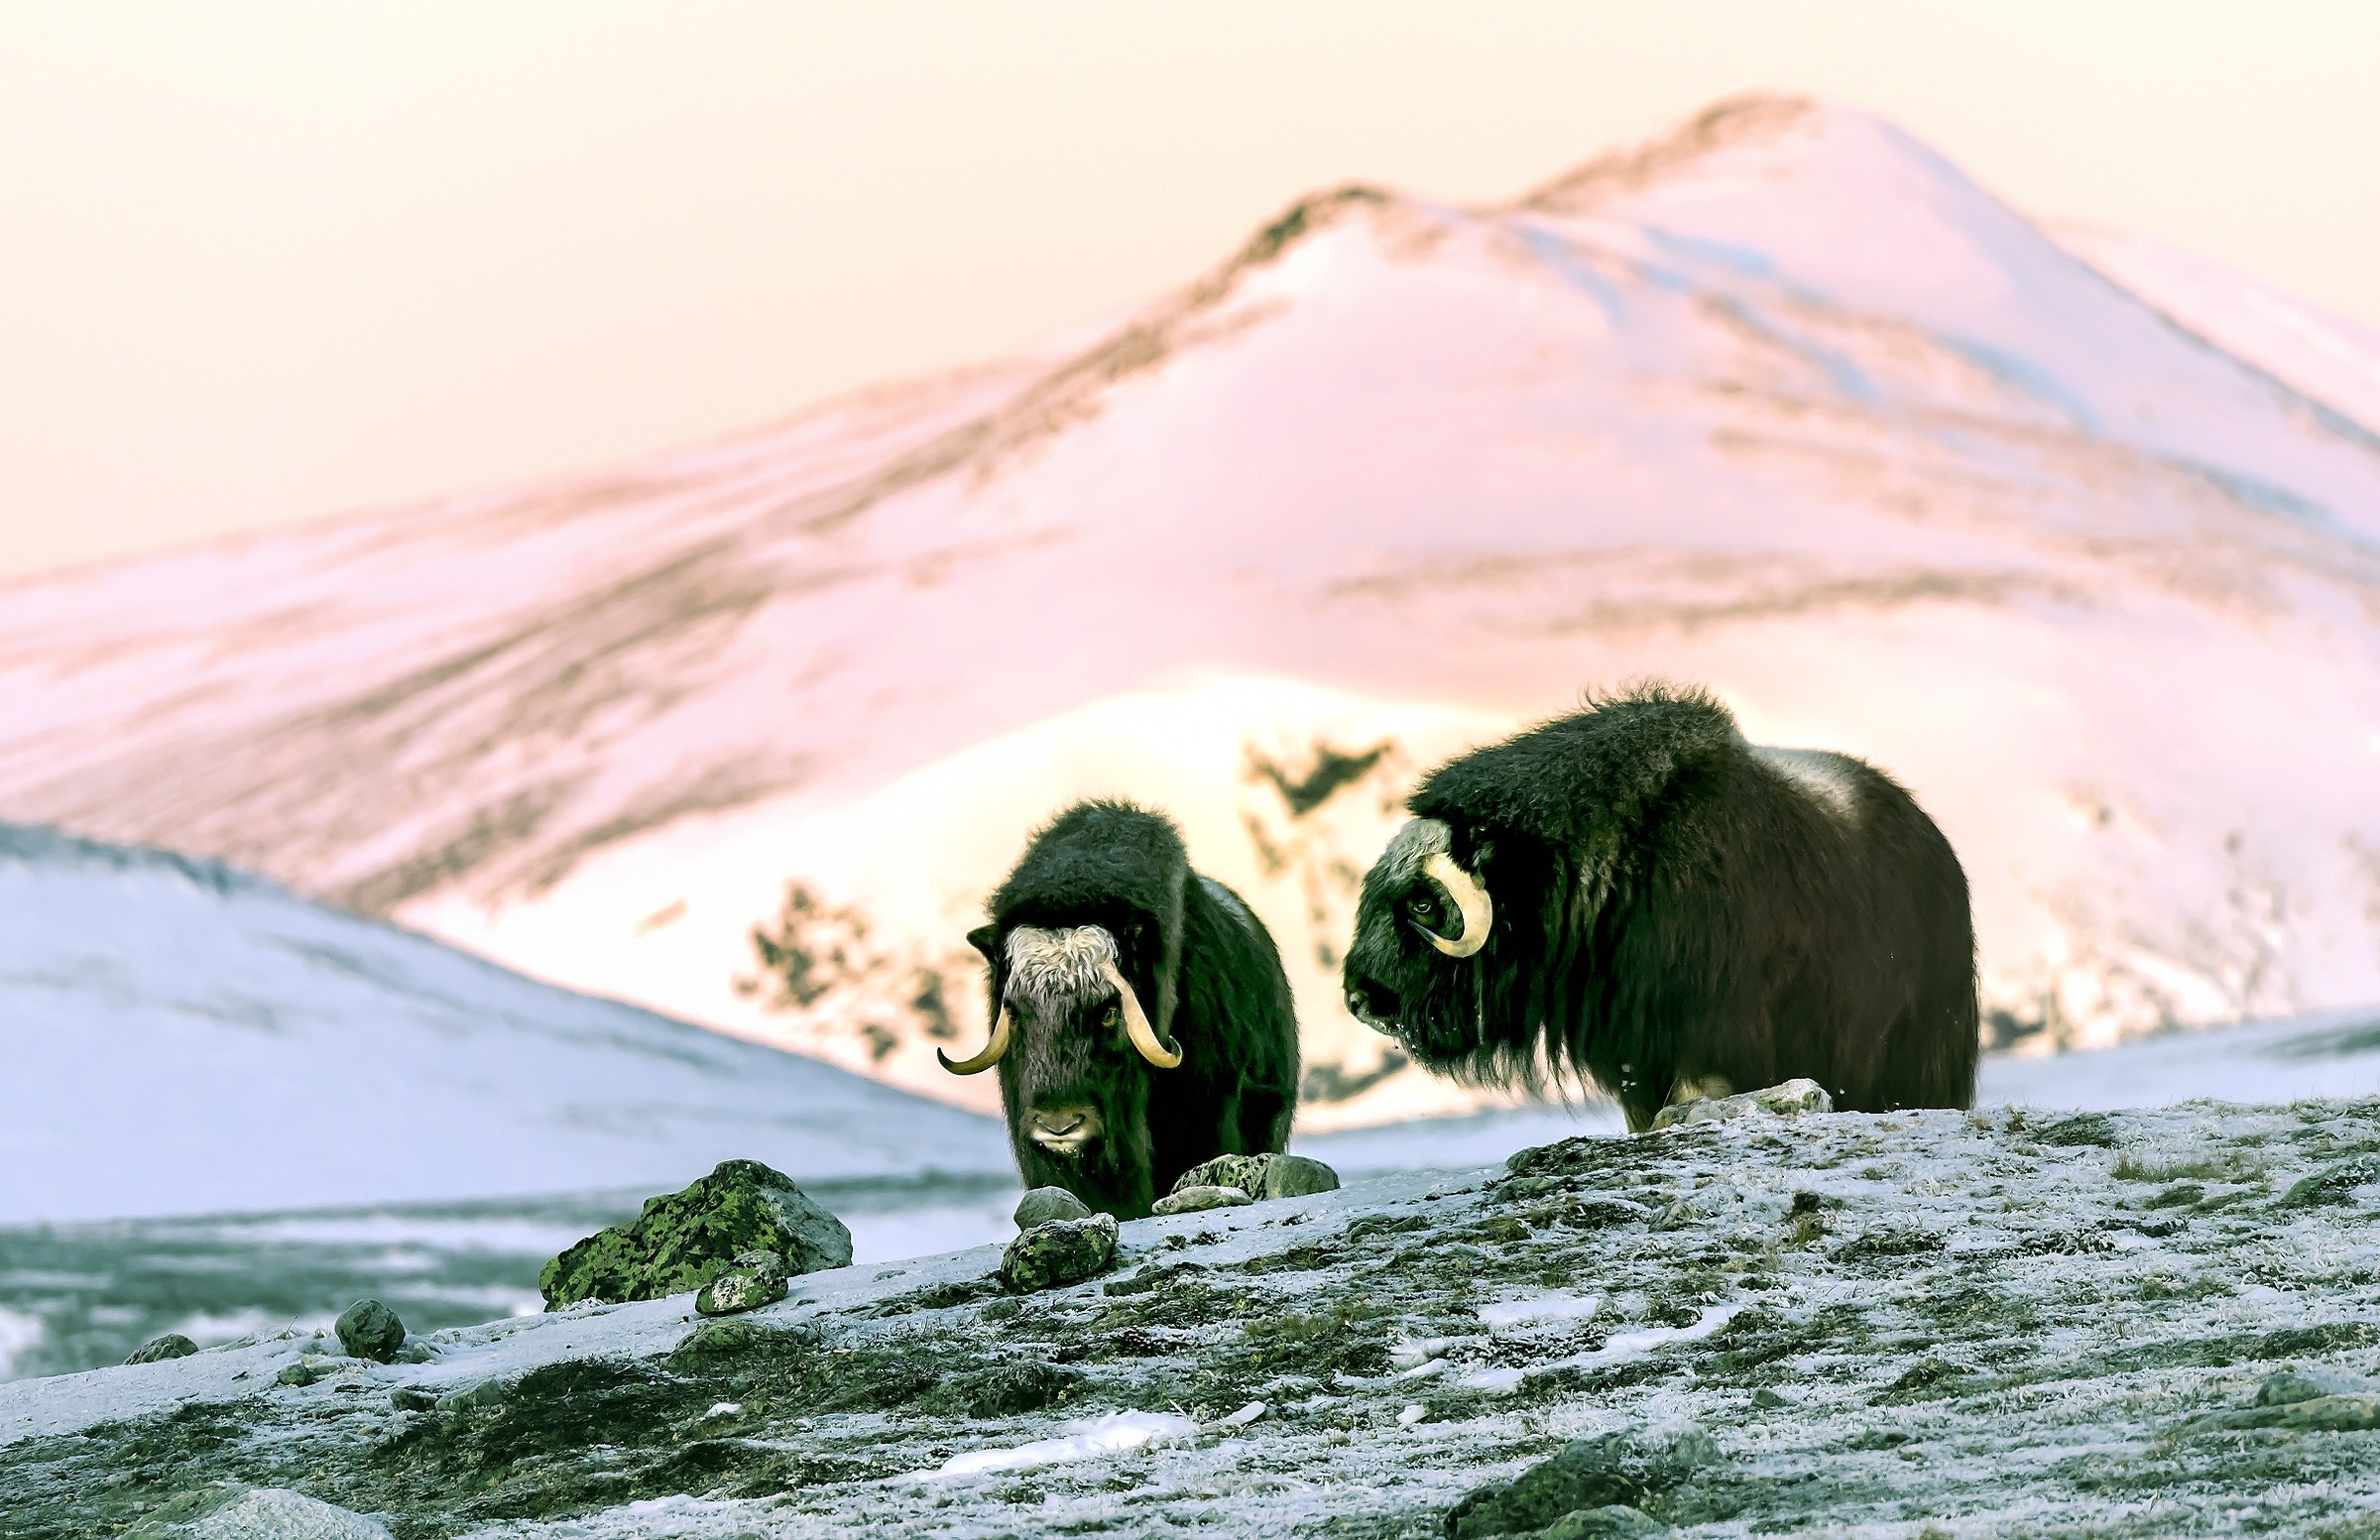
[906,1411,1200,1481]
[1479,1291,1602,1331]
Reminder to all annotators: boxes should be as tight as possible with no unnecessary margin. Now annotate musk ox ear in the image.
[965,924,1002,965]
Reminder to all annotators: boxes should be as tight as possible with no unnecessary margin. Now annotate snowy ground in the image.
[7,1090,2380,1537]
[9,1005,2375,1384]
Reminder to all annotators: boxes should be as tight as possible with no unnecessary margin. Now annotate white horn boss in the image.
[1100,958,1183,1069]
[1420,851,1492,958]
[937,1005,1013,1075]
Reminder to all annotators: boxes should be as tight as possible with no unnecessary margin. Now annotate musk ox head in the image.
[943,921,1182,1171]
[1341,816,1510,1073]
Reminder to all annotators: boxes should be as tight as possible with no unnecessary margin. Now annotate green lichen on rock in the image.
[1445,1423,1717,1537]
[693,1249,790,1316]
[335,1298,408,1362]
[123,1334,197,1365]
[1171,1152,1340,1202]
[1000,1212,1118,1293]
[1151,1184,1252,1215]
[537,1159,852,1308]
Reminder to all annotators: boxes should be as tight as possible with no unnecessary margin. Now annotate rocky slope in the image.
[2,95,2377,1126]
[8,1092,2380,1537]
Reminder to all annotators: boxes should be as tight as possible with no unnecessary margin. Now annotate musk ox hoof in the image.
[1170,1152,1342,1202]
[1650,1078,1834,1130]
[1002,1213,1119,1293]
[1152,1184,1253,1215]
[695,1249,791,1316]
[1013,1186,1095,1231]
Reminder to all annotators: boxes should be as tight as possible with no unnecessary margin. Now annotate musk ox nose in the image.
[1347,977,1399,1022]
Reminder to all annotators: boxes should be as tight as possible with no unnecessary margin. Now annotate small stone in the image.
[2257,1363,2377,1406]
[1535,1506,1670,1539]
[1259,1155,1342,1199]
[1001,1213,1119,1293]
[538,1158,854,1309]
[1444,1421,1716,1539]
[133,1485,394,1539]
[1750,1387,1788,1410]
[695,1249,791,1316]
[1651,1078,1833,1129]
[275,1359,338,1387]
[434,1377,513,1412]
[334,1299,408,1362]
[389,1386,440,1411]
[1013,1186,1094,1230]
[125,1334,199,1365]
[1152,1184,1254,1215]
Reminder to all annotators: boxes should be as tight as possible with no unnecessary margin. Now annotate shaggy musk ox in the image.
[943,800,1300,1218]
[1342,686,1978,1130]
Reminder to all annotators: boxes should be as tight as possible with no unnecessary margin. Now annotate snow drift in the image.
[0,823,1006,1224]
[1,94,2377,1124]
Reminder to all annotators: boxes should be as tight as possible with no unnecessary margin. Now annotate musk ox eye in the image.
[1101,1004,1122,1029]
[1405,890,1441,925]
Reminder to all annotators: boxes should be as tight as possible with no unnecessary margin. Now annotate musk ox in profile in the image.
[1342,685,1977,1130]
[942,799,1300,1219]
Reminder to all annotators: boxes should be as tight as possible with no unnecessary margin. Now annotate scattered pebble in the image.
[1012,1186,1094,1230]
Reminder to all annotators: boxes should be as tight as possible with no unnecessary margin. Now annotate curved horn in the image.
[937,1005,1012,1075]
[1099,957,1183,1069]
[1420,851,1492,959]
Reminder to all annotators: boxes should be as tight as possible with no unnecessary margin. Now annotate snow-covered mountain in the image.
[2,94,2378,1125]
[0,823,1006,1224]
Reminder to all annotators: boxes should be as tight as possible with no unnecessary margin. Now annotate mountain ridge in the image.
[2,95,2376,1124]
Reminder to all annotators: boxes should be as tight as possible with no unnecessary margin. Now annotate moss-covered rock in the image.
[1001,1213,1118,1293]
[335,1298,407,1362]
[1152,1184,1252,1215]
[123,1334,198,1365]
[537,1159,852,1308]
[1171,1152,1340,1201]
[1445,1422,1717,1538]
[694,1249,790,1316]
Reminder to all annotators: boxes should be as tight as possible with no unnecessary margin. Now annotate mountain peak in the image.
[1523,92,1832,210]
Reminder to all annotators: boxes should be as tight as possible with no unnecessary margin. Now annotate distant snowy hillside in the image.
[1,94,2377,1124]
[0,825,1006,1224]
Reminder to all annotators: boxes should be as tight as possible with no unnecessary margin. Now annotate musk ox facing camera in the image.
[945,799,1300,1218]
[1343,686,1978,1130]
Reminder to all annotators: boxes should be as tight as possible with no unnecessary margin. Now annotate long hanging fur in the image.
[970,800,1301,1217]
[1342,685,1978,1129]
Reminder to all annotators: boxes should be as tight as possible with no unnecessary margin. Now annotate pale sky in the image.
[3,2,2375,581]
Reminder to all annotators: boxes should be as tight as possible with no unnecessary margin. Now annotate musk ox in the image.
[1342,685,1977,1130]
[942,799,1300,1218]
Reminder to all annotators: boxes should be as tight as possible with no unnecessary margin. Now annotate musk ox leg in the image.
[1236,1088,1294,1154]
[1637,1074,1732,1133]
